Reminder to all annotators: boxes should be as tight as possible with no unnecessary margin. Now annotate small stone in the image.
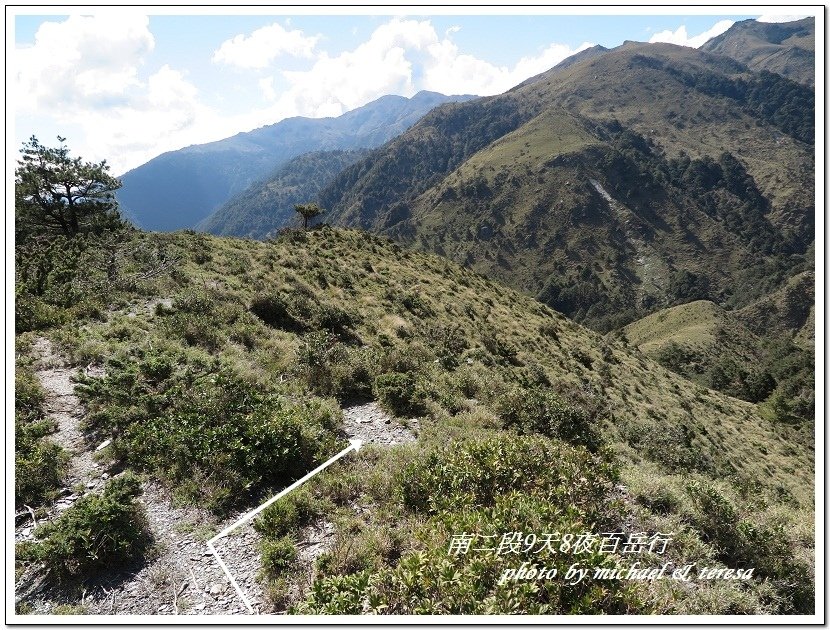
[209,583,226,596]
[194,603,206,611]
[101,472,109,480]
[86,481,96,489]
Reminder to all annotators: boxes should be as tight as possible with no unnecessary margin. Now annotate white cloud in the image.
[256,18,592,121]
[259,76,277,102]
[212,22,319,69]
[13,15,236,173]
[757,14,810,23]
[67,65,218,172]
[14,15,603,173]
[15,14,154,111]
[649,19,734,48]
[422,36,592,96]
[270,19,434,118]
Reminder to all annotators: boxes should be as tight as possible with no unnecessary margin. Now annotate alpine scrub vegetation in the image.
[17,474,151,588]
[14,366,67,508]
[14,220,813,614]
[297,436,644,615]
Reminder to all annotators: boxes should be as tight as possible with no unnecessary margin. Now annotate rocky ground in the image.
[15,340,416,617]
[342,401,418,446]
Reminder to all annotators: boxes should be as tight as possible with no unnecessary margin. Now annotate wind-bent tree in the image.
[15,136,123,240]
[294,202,324,230]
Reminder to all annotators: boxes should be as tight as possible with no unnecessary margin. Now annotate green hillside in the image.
[197,149,369,238]
[15,221,814,614]
[118,91,475,232]
[317,41,813,333]
[620,279,814,424]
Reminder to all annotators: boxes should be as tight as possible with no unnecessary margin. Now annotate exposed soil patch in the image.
[341,401,418,446]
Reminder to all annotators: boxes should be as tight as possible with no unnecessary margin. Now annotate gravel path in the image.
[81,484,267,616]
[16,340,418,616]
[341,401,418,446]
[17,339,265,616]
[32,338,105,495]
[15,339,109,545]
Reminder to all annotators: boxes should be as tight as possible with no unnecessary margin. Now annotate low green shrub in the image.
[30,473,151,586]
[251,291,356,336]
[496,386,603,452]
[161,290,224,350]
[250,292,306,332]
[261,536,298,576]
[396,435,616,515]
[297,435,642,615]
[374,372,424,417]
[685,480,813,613]
[15,368,66,507]
[418,322,468,369]
[255,486,329,540]
[16,424,66,509]
[294,332,375,400]
[78,350,343,513]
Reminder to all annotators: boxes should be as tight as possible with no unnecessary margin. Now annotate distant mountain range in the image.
[197,149,371,238]
[116,91,476,231]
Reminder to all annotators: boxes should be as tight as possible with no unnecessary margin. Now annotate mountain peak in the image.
[701,16,814,86]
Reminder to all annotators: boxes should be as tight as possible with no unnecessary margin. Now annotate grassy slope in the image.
[16,226,815,614]
[49,228,812,505]
[326,42,812,242]
[393,106,777,329]
[621,300,760,360]
[319,42,812,336]
[737,270,815,345]
[623,270,815,360]
[536,42,813,218]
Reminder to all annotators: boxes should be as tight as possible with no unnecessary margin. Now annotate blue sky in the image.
[11,8,813,174]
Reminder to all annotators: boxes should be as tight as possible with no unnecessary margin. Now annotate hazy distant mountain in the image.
[116,91,476,232]
[701,17,814,86]
[197,149,370,238]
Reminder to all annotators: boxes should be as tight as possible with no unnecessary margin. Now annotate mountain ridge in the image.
[197,148,372,238]
[116,90,477,232]
[701,17,815,86]
[311,39,812,331]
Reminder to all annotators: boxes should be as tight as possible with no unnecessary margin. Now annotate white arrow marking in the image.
[208,439,362,614]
